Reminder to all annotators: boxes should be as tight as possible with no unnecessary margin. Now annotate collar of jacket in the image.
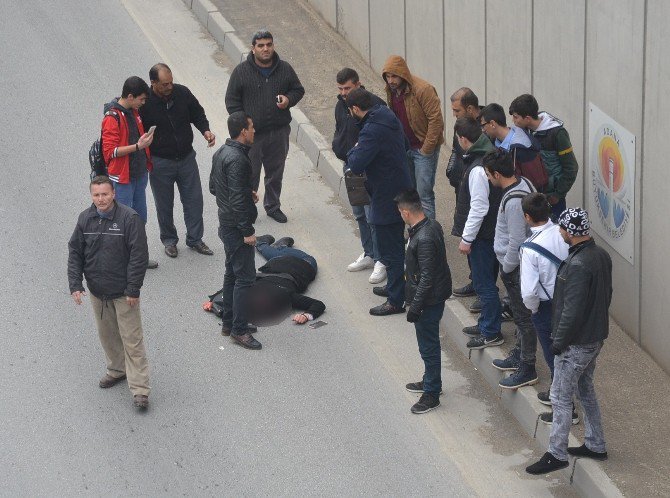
[568,238,594,254]
[225,138,251,154]
[87,201,119,220]
[246,51,280,76]
[408,217,429,237]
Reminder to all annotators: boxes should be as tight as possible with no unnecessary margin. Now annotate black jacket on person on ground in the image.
[551,239,613,352]
[332,89,386,162]
[405,218,452,315]
[225,52,304,134]
[68,202,149,299]
[139,84,210,160]
[209,139,258,237]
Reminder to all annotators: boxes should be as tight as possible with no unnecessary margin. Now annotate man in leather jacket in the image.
[209,112,261,350]
[396,189,452,414]
[527,207,612,475]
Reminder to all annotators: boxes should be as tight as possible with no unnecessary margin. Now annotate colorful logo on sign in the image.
[591,125,630,239]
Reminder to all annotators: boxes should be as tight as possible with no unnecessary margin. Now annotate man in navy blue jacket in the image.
[346,88,412,316]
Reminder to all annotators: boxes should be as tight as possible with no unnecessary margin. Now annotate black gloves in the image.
[407,310,420,323]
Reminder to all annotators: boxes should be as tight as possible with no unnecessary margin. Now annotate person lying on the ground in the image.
[246,235,326,326]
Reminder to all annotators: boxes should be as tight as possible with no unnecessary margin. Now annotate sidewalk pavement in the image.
[187,0,670,495]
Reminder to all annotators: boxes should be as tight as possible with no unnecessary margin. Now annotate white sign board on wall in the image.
[587,103,636,264]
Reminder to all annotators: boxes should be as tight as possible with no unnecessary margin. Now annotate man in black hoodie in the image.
[225,30,305,224]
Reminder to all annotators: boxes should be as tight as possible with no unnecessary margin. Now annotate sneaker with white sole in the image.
[347,253,374,272]
[368,261,387,284]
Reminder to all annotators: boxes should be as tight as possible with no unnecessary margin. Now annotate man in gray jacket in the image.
[483,149,537,389]
[526,207,612,475]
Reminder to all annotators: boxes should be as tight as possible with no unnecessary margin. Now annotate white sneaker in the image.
[347,253,375,272]
[368,261,387,284]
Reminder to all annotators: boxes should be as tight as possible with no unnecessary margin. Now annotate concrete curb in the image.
[186,3,623,496]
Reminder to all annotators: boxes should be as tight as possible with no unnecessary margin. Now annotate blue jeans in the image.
[149,150,204,247]
[113,172,148,223]
[372,222,406,308]
[532,300,555,377]
[352,204,377,260]
[550,197,566,222]
[407,146,440,220]
[469,239,501,337]
[219,226,256,335]
[256,241,317,271]
[549,342,606,461]
[414,301,445,395]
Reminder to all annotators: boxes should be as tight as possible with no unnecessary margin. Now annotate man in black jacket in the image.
[68,176,151,409]
[527,207,612,475]
[225,30,305,223]
[210,112,261,350]
[397,189,452,414]
[140,63,215,258]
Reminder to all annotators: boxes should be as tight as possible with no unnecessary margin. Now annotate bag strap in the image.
[521,241,562,267]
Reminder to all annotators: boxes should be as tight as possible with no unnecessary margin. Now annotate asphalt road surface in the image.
[0,0,575,496]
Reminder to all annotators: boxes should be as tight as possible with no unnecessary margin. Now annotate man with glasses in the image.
[140,63,215,259]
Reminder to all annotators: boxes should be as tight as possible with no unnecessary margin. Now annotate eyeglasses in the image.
[480,121,489,129]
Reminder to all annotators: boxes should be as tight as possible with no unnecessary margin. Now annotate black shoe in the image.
[568,444,608,461]
[410,393,440,414]
[467,333,504,349]
[405,381,443,395]
[231,333,262,350]
[268,209,288,223]
[453,282,476,297]
[190,241,213,256]
[165,245,178,258]
[369,301,405,316]
[540,406,580,425]
[147,259,159,269]
[256,234,275,247]
[492,347,520,371]
[462,325,481,337]
[272,237,294,248]
[222,324,258,337]
[538,390,552,406]
[501,301,514,321]
[373,285,389,297]
[468,298,482,313]
[525,452,569,475]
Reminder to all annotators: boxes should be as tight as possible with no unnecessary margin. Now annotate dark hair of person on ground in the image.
[479,103,507,127]
[336,67,359,85]
[521,192,551,223]
[483,148,515,178]
[509,94,539,119]
[149,62,171,82]
[90,175,114,190]
[227,111,250,139]
[121,76,150,99]
[394,189,423,213]
[346,88,375,111]
[251,30,273,45]
[453,117,481,143]
[451,87,479,108]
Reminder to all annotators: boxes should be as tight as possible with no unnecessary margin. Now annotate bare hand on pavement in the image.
[292,313,308,324]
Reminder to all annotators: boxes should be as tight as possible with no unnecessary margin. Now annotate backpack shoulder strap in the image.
[103,110,120,124]
[501,191,527,212]
[521,241,562,267]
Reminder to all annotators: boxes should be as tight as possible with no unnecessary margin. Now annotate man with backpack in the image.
[483,149,539,389]
[101,76,158,269]
[509,94,579,219]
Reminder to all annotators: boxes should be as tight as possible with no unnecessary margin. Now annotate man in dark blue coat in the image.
[346,88,412,316]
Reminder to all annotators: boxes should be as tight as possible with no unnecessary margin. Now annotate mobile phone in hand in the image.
[308,320,327,329]
[147,125,157,135]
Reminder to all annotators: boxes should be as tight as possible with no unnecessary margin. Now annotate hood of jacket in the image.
[381,55,414,90]
[535,111,563,132]
[245,51,280,77]
[465,133,495,158]
[104,98,134,119]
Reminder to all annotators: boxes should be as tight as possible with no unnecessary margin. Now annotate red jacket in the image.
[101,107,152,184]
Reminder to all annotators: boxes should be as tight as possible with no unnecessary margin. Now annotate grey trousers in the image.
[549,341,606,461]
[500,266,537,364]
[249,125,290,214]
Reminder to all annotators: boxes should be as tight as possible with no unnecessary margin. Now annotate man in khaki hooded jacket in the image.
[382,55,445,220]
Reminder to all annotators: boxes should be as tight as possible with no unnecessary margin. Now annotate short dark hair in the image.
[252,30,273,45]
[483,149,515,178]
[228,111,250,138]
[121,76,149,99]
[346,88,374,111]
[521,192,551,222]
[149,63,171,82]
[336,67,359,85]
[90,175,114,190]
[451,87,479,108]
[479,103,507,127]
[454,117,481,143]
[394,189,423,213]
[509,94,539,119]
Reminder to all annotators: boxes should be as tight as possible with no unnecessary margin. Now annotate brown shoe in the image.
[165,245,178,258]
[231,333,262,350]
[99,373,126,388]
[190,241,213,256]
[133,394,149,409]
